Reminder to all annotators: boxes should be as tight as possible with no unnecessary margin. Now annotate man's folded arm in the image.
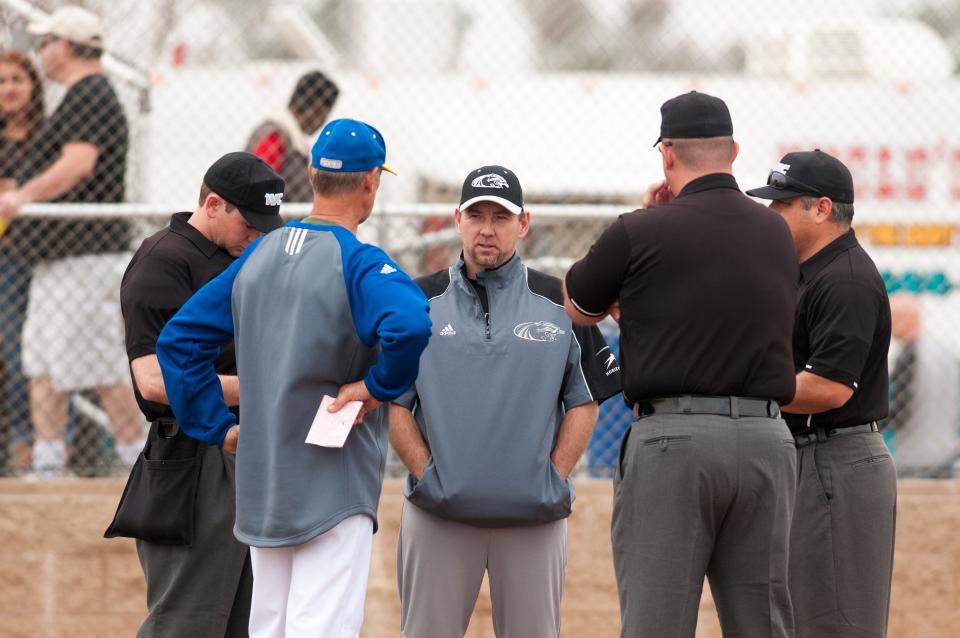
[157,241,260,445]
[346,247,432,401]
[564,216,631,325]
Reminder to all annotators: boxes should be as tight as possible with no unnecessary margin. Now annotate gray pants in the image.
[612,414,797,638]
[790,431,897,638]
[397,501,567,638]
[136,445,253,638]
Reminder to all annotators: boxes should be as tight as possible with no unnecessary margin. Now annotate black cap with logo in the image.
[746,150,855,204]
[654,91,733,147]
[203,152,286,233]
[459,165,524,215]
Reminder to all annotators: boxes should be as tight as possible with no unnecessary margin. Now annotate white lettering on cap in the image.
[471,173,509,189]
[265,192,283,206]
[320,158,343,169]
[776,162,791,173]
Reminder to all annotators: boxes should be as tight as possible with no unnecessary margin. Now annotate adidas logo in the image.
[439,323,456,336]
[284,228,309,255]
[380,263,397,275]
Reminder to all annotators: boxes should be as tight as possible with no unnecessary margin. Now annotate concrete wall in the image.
[0,478,956,637]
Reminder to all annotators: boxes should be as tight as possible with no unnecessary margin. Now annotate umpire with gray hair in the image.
[747,150,895,637]
[564,91,799,637]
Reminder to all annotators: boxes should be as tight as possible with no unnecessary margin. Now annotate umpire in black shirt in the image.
[748,150,895,638]
[563,91,799,637]
[114,152,285,637]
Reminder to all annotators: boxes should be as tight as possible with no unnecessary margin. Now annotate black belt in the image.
[632,395,781,419]
[793,421,880,447]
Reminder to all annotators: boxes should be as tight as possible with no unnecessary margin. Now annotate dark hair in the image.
[67,41,102,60]
[289,71,339,114]
[198,182,236,211]
[0,50,45,141]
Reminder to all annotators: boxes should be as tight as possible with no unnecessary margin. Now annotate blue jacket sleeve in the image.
[156,239,260,445]
[344,244,432,401]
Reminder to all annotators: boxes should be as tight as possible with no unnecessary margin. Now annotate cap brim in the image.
[238,208,285,233]
[382,164,397,176]
[26,21,51,36]
[459,195,523,215]
[745,185,811,201]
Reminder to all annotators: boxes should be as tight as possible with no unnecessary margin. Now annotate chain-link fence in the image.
[2,0,960,478]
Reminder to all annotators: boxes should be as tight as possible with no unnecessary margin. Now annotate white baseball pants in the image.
[248,514,374,638]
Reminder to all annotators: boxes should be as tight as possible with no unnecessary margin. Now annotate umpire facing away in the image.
[747,150,895,638]
[390,165,621,637]
[563,91,799,638]
[113,152,284,636]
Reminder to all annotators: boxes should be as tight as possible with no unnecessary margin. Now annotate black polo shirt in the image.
[14,74,130,262]
[565,173,798,405]
[786,229,891,431]
[119,212,236,421]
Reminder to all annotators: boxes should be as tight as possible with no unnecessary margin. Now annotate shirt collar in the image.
[170,212,221,258]
[675,173,741,198]
[799,229,859,283]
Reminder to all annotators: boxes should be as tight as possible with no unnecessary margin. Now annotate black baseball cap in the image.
[203,152,286,233]
[459,165,524,215]
[654,91,733,147]
[746,150,855,204]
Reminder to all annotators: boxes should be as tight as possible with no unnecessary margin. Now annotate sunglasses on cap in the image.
[766,171,822,197]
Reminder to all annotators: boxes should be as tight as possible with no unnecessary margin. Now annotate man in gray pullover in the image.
[391,165,622,637]
[157,119,431,637]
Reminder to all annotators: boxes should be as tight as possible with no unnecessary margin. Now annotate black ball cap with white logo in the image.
[459,165,524,215]
[203,152,287,233]
[746,149,855,204]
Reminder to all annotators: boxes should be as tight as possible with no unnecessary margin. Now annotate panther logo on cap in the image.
[514,321,566,342]
[471,173,509,189]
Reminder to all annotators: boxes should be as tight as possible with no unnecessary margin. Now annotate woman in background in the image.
[0,50,44,191]
[0,49,45,474]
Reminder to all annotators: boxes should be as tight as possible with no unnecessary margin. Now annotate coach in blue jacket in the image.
[391,165,621,637]
[156,119,431,637]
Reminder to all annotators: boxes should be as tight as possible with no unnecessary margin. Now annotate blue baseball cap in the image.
[310,118,397,175]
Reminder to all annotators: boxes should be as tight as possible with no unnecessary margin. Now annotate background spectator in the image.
[0,49,44,474]
[886,293,960,477]
[246,70,339,202]
[0,50,44,191]
[0,6,141,478]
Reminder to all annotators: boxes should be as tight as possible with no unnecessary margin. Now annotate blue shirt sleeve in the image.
[156,238,261,445]
[343,242,432,401]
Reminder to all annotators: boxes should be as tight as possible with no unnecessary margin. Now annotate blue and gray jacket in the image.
[395,253,621,527]
[157,219,431,547]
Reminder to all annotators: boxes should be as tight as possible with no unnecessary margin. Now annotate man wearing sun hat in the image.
[747,150,895,638]
[0,5,139,479]
[156,118,431,637]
